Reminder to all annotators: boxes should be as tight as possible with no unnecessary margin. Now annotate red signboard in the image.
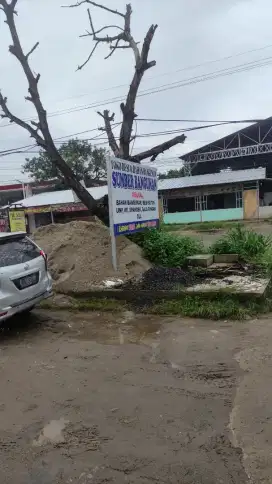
[0,219,8,232]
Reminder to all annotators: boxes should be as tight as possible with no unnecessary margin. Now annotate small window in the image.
[195,195,207,211]
[0,237,40,268]
[162,198,168,214]
[236,191,243,208]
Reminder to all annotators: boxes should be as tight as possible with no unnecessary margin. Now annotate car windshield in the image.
[0,237,40,267]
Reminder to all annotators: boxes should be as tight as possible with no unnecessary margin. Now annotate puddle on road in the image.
[64,312,161,346]
[33,417,69,447]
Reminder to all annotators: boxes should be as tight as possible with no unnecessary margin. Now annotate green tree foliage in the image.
[158,167,185,180]
[22,139,108,186]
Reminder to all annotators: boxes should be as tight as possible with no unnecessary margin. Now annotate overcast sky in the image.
[0,0,272,182]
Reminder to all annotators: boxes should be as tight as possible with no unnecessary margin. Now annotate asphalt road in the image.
[0,308,271,483]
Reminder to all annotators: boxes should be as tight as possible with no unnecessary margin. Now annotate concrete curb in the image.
[62,286,268,302]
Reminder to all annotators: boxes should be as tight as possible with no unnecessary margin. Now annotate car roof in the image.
[0,232,26,240]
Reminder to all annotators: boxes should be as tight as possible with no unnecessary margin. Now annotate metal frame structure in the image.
[182,117,272,171]
[186,142,272,164]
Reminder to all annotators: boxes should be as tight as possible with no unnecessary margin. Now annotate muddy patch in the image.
[33,418,69,447]
[39,310,162,346]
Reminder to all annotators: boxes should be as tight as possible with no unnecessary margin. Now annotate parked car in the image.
[0,232,52,322]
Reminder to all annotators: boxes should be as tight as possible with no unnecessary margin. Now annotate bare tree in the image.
[0,0,98,212]
[67,1,186,162]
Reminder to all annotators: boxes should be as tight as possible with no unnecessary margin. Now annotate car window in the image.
[0,237,40,267]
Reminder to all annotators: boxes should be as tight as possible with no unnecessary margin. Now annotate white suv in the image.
[0,232,52,322]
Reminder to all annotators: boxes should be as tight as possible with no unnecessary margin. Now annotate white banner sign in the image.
[107,157,159,236]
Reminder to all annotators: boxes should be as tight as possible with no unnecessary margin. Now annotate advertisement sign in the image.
[107,157,159,236]
[9,210,26,232]
[0,219,8,233]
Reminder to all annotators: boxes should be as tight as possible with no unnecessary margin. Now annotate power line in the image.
[0,119,261,159]
[0,123,122,157]
[0,113,269,163]
[0,123,212,157]
[1,55,272,130]
[136,117,263,123]
[135,56,272,99]
[41,56,272,118]
[1,110,266,158]
[58,43,272,103]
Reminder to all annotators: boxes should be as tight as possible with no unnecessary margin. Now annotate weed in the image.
[189,221,239,232]
[149,294,272,320]
[163,221,239,232]
[41,291,272,321]
[162,224,188,232]
[210,225,272,260]
[75,298,125,311]
[135,229,203,267]
[254,248,272,276]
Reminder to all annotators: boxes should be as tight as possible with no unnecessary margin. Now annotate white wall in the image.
[259,206,272,218]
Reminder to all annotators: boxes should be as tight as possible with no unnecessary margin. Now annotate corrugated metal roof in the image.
[158,167,266,191]
[182,117,272,159]
[10,185,108,208]
[8,167,266,209]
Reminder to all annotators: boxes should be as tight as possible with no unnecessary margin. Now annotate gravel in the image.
[122,266,198,291]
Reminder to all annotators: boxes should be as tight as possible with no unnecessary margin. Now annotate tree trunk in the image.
[47,145,98,211]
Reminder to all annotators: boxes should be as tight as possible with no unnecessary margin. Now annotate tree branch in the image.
[65,0,125,18]
[131,134,186,163]
[0,91,46,146]
[79,24,123,38]
[0,0,98,212]
[119,23,158,159]
[71,2,155,159]
[10,0,18,8]
[141,24,158,66]
[104,38,120,59]
[97,110,119,156]
[109,42,139,50]
[92,24,123,35]
[73,3,140,69]
[26,41,39,59]
[86,8,122,43]
[77,40,99,70]
[70,2,182,164]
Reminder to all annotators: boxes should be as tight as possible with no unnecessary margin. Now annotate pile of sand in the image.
[33,221,151,294]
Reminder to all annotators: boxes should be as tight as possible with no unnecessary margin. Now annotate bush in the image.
[210,225,272,260]
[254,248,272,275]
[133,229,203,267]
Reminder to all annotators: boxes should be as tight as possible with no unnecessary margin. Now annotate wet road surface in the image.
[0,308,272,483]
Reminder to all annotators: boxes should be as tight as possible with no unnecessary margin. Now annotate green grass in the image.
[148,293,272,320]
[75,298,126,311]
[253,248,272,276]
[40,291,272,321]
[131,228,203,267]
[163,221,240,232]
[210,225,272,261]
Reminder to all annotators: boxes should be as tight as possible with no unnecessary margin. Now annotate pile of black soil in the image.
[122,266,198,291]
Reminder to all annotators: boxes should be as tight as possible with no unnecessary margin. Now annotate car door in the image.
[0,235,50,309]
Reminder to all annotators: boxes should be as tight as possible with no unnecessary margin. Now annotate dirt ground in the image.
[172,220,272,248]
[1,309,272,482]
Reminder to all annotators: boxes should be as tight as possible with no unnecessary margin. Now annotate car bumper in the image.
[0,287,53,322]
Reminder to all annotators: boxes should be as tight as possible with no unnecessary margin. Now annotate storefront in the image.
[159,168,265,224]
[8,185,108,232]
